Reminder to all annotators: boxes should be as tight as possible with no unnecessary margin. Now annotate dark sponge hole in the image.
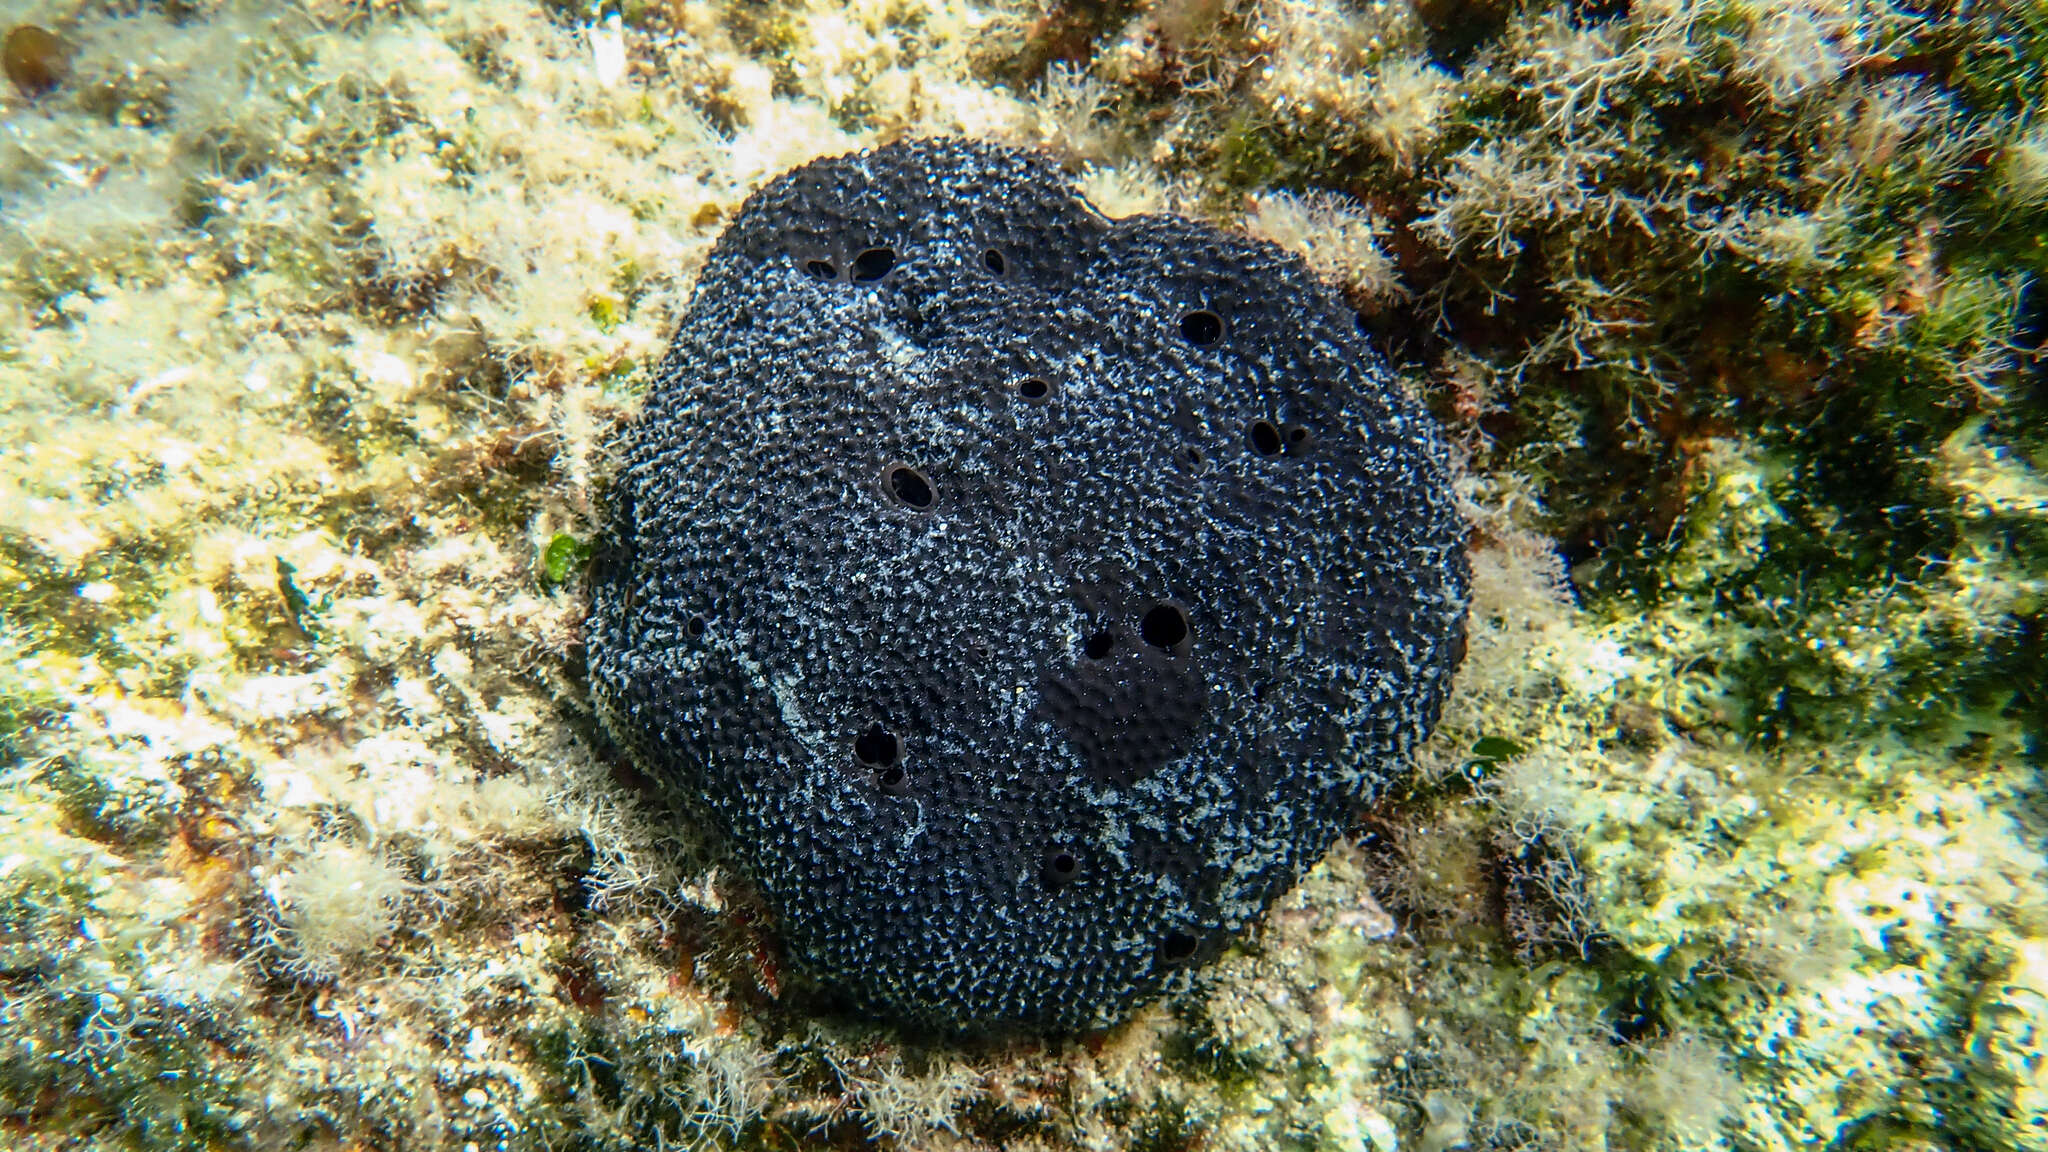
[804,258,837,281]
[1249,420,1283,457]
[1161,932,1199,962]
[1140,603,1189,650]
[1041,848,1082,887]
[686,615,707,637]
[852,247,896,281]
[883,463,935,510]
[854,723,901,767]
[876,764,908,793]
[982,248,1007,275]
[1283,423,1312,455]
[1017,377,1051,401]
[1179,310,1223,345]
[1083,630,1114,660]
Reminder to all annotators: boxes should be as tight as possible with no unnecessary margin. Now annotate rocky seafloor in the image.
[1,0,2043,1149]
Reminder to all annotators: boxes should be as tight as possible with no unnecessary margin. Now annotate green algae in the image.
[539,531,593,587]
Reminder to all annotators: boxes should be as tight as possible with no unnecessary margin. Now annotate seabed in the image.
[1,0,2043,1149]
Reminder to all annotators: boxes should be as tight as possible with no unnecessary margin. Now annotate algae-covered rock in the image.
[0,0,2040,1148]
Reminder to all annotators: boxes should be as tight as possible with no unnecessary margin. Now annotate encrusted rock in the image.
[587,138,1468,1031]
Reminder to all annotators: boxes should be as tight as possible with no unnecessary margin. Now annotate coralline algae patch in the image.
[1,1,2044,1151]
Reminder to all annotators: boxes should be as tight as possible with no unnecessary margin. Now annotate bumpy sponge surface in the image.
[588,138,1469,1031]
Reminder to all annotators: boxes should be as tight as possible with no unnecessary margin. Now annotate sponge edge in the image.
[587,137,1469,1032]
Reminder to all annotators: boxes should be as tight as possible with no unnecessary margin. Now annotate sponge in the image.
[587,138,1469,1032]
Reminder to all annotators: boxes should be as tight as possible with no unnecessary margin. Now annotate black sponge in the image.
[587,138,1469,1032]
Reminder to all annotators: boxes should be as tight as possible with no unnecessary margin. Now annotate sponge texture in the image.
[587,138,1468,1031]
